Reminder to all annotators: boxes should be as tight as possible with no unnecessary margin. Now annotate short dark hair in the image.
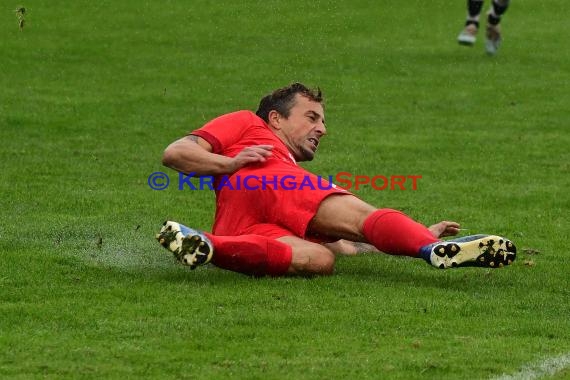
[255,82,323,123]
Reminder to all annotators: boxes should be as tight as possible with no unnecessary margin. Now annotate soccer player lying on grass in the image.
[156,83,516,276]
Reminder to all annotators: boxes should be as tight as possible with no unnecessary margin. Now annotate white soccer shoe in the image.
[458,24,478,46]
[156,221,213,269]
[427,235,516,269]
[485,24,502,55]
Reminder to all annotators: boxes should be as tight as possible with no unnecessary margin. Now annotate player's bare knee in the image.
[309,248,335,275]
[290,245,335,276]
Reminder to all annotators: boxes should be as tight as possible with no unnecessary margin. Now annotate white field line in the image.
[492,353,570,380]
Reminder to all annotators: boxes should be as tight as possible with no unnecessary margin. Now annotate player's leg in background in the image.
[324,221,460,256]
[458,0,484,46]
[309,195,516,269]
[486,0,510,55]
[308,195,438,258]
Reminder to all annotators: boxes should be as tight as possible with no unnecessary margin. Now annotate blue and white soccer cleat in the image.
[155,221,213,269]
[424,234,516,269]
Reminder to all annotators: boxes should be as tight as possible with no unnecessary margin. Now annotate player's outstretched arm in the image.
[162,135,232,176]
[428,221,460,238]
[162,135,274,176]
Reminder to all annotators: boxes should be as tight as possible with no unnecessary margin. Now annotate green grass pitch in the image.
[1,1,569,379]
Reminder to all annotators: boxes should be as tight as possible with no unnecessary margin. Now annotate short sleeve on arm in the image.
[189,111,253,154]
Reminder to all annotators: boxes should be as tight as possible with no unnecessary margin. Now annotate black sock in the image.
[467,0,484,18]
[489,0,510,25]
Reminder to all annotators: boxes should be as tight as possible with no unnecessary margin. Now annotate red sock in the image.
[204,233,292,277]
[362,209,438,256]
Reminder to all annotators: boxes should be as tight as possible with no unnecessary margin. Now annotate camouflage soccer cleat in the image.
[427,234,516,269]
[458,23,478,46]
[485,23,502,55]
[155,221,213,269]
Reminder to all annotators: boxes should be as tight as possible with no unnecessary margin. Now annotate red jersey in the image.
[191,110,297,167]
[189,110,350,240]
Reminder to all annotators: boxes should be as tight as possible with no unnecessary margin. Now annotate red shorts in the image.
[211,160,351,240]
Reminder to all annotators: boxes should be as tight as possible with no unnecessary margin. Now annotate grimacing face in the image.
[271,94,326,162]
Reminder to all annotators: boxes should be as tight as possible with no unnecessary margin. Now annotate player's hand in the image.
[428,221,460,238]
[229,145,273,172]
